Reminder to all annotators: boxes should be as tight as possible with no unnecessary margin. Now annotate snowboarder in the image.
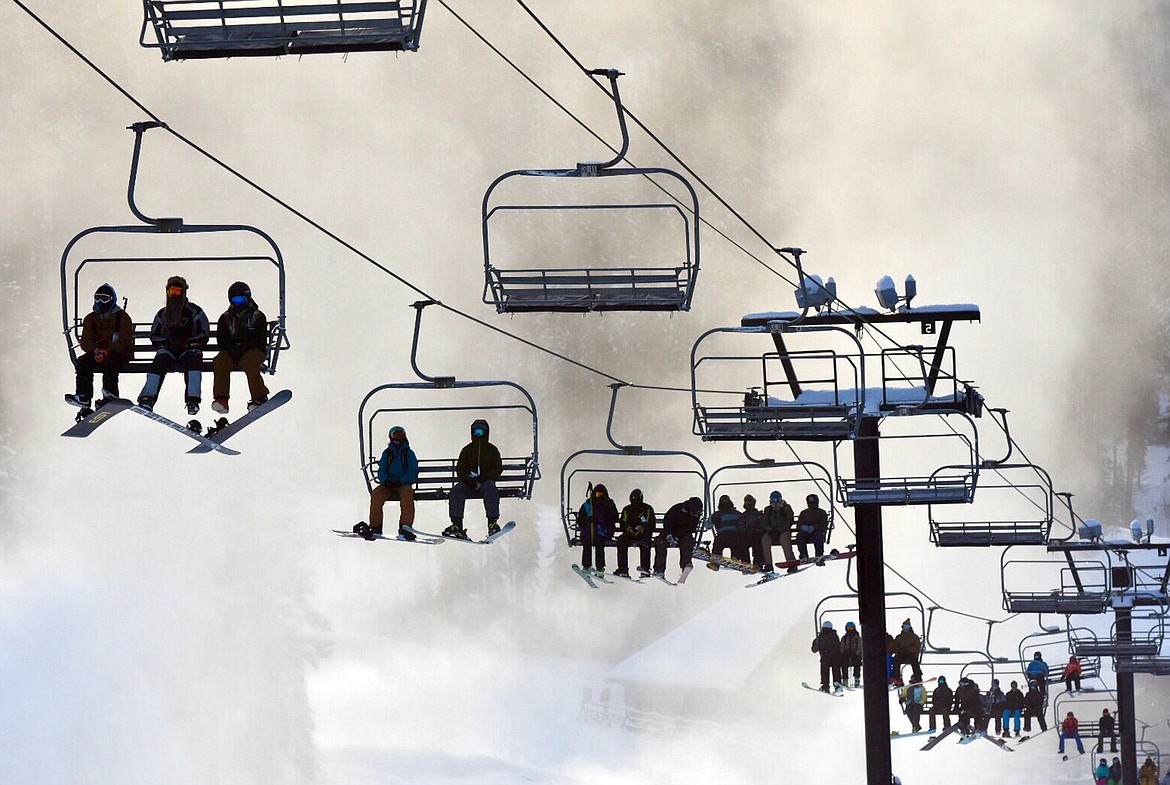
[795,492,829,560]
[709,495,746,563]
[760,489,796,572]
[613,488,655,578]
[1022,681,1047,733]
[927,676,954,730]
[211,281,270,414]
[362,425,418,540]
[811,620,843,692]
[840,621,863,688]
[1057,711,1084,755]
[444,419,503,539]
[986,678,1007,735]
[739,494,765,568]
[1025,651,1050,697]
[65,282,133,411]
[1096,708,1117,753]
[954,677,982,735]
[137,275,210,415]
[576,483,618,574]
[1002,680,1024,737]
[898,679,927,732]
[1061,655,1082,692]
[652,496,703,578]
[1140,756,1160,785]
[891,619,924,684]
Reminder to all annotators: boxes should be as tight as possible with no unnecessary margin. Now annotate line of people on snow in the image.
[65,277,271,416]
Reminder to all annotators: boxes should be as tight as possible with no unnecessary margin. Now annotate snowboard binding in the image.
[186,419,203,434]
[205,417,230,437]
[353,522,377,541]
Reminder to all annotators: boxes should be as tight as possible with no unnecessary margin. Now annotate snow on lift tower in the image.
[357,300,540,502]
[60,121,290,379]
[141,0,428,61]
[481,69,701,313]
[559,383,707,546]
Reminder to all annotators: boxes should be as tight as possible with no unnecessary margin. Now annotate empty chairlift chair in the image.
[141,0,428,61]
[482,69,700,314]
[928,460,1056,547]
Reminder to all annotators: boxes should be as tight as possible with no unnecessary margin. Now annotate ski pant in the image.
[448,479,500,521]
[712,531,749,563]
[796,527,825,559]
[212,348,269,405]
[1096,730,1117,753]
[369,482,415,530]
[1058,730,1084,754]
[1064,675,1081,692]
[139,348,202,403]
[580,524,607,571]
[893,651,923,683]
[1023,709,1047,732]
[757,530,795,569]
[819,656,844,690]
[614,532,651,573]
[842,654,862,682]
[959,710,983,734]
[905,702,923,731]
[929,708,952,729]
[1003,709,1022,734]
[74,352,127,400]
[652,532,694,573]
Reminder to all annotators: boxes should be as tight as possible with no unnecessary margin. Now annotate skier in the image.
[137,275,210,415]
[1022,681,1048,733]
[211,281,269,414]
[613,488,655,578]
[891,619,924,685]
[1002,679,1024,737]
[361,425,418,540]
[986,678,1007,735]
[840,620,863,688]
[740,494,766,568]
[709,494,746,564]
[1140,756,1160,785]
[444,419,503,539]
[795,492,829,561]
[954,677,982,735]
[927,676,954,731]
[760,489,797,572]
[811,620,843,692]
[1025,651,1050,697]
[1097,708,1117,753]
[1061,655,1083,692]
[652,496,703,578]
[65,283,133,411]
[576,483,618,575]
[1058,711,1085,756]
[898,679,927,732]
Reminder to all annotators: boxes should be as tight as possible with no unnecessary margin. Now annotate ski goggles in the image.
[93,293,113,305]
[229,294,249,306]
[167,285,185,296]
[471,428,487,438]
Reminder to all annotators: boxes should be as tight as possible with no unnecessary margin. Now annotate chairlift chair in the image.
[928,462,1055,546]
[141,0,428,61]
[1000,546,1112,615]
[482,69,700,314]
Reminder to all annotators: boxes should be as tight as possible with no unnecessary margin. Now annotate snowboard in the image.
[801,681,845,697]
[889,676,939,692]
[64,398,239,455]
[187,389,292,453]
[331,527,443,545]
[920,725,960,751]
[406,520,515,545]
[691,547,759,574]
[774,546,858,571]
[62,398,133,437]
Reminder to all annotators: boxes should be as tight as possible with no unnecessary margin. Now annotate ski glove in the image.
[666,534,678,547]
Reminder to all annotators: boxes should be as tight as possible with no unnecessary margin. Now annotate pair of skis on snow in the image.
[571,564,692,589]
[62,389,292,455]
[331,521,516,547]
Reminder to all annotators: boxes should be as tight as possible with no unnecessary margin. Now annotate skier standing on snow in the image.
[576,483,618,574]
[795,492,829,561]
[811,620,843,692]
[137,275,210,415]
[211,281,270,415]
[1002,680,1025,737]
[445,418,503,539]
[361,425,419,540]
[613,488,655,578]
[759,490,796,572]
[891,619,924,685]
[65,283,133,411]
[840,621,863,688]
[709,494,746,564]
[652,496,703,578]
[927,676,954,730]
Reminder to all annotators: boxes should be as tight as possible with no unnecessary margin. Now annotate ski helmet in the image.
[388,425,406,441]
[470,419,489,439]
[1033,651,1042,660]
[228,281,251,306]
[629,488,643,504]
[807,493,819,505]
[822,620,833,629]
[845,621,856,630]
[93,283,116,313]
[769,490,782,503]
[686,496,703,514]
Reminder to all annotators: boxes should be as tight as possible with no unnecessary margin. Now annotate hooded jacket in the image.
[711,495,742,535]
[216,295,268,359]
[577,484,619,541]
[661,499,701,540]
[150,294,209,354]
[811,626,841,660]
[619,501,657,539]
[456,419,502,484]
[762,498,795,533]
[80,304,134,359]
[377,435,419,486]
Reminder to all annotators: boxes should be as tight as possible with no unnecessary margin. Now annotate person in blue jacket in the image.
[1025,651,1051,698]
[360,425,419,540]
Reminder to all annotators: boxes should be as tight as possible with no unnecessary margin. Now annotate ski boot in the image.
[854,678,861,688]
[96,389,117,409]
[398,525,416,542]
[638,568,652,579]
[353,522,377,541]
[186,398,200,417]
[613,568,630,578]
[442,520,470,540]
[487,518,501,537]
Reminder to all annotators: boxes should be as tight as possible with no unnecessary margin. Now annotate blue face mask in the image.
[229,294,249,306]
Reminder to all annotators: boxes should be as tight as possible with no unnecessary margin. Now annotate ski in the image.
[891,729,936,739]
[572,564,600,589]
[691,547,760,574]
[920,725,960,751]
[587,568,614,584]
[746,568,807,588]
[62,398,133,437]
[1013,728,1050,745]
[330,529,443,545]
[187,389,292,453]
[958,731,983,745]
[610,573,645,584]
[801,682,845,697]
[980,734,1015,752]
[406,520,516,545]
[888,676,939,692]
[650,573,677,586]
[677,564,694,584]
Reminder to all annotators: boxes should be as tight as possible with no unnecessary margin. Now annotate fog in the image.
[2,2,1169,784]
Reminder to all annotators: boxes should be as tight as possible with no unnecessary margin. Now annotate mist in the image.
[3,2,1169,784]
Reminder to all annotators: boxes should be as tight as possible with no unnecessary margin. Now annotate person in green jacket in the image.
[445,418,503,539]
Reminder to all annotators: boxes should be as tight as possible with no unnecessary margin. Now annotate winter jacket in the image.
[1140,760,1160,785]
[1004,687,1025,712]
[1023,687,1044,715]
[1025,658,1050,684]
[841,629,863,659]
[150,299,210,354]
[377,439,419,486]
[955,681,981,714]
[577,487,619,541]
[796,505,829,534]
[216,301,268,359]
[618,502,657,540]
[987,685,1006,714]
[1111,762,1121,783]
[931,683,954,712]
[762,501,795,533]
[1096,762,1111,782]
[80,306,134,359]
[1061,715,1080,735]
[661,501,700,541]
[1062,659,1082,680]
[901,682,926,707]
[455,419,503,484]
[740,506,765,536]
[893,629,922,658]
[1100,712,1115,735]
[711,497,742,535]
[812,628,841,661]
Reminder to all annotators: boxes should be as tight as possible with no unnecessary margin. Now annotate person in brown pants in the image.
[212,281,269,414]
[358,426,419,541]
